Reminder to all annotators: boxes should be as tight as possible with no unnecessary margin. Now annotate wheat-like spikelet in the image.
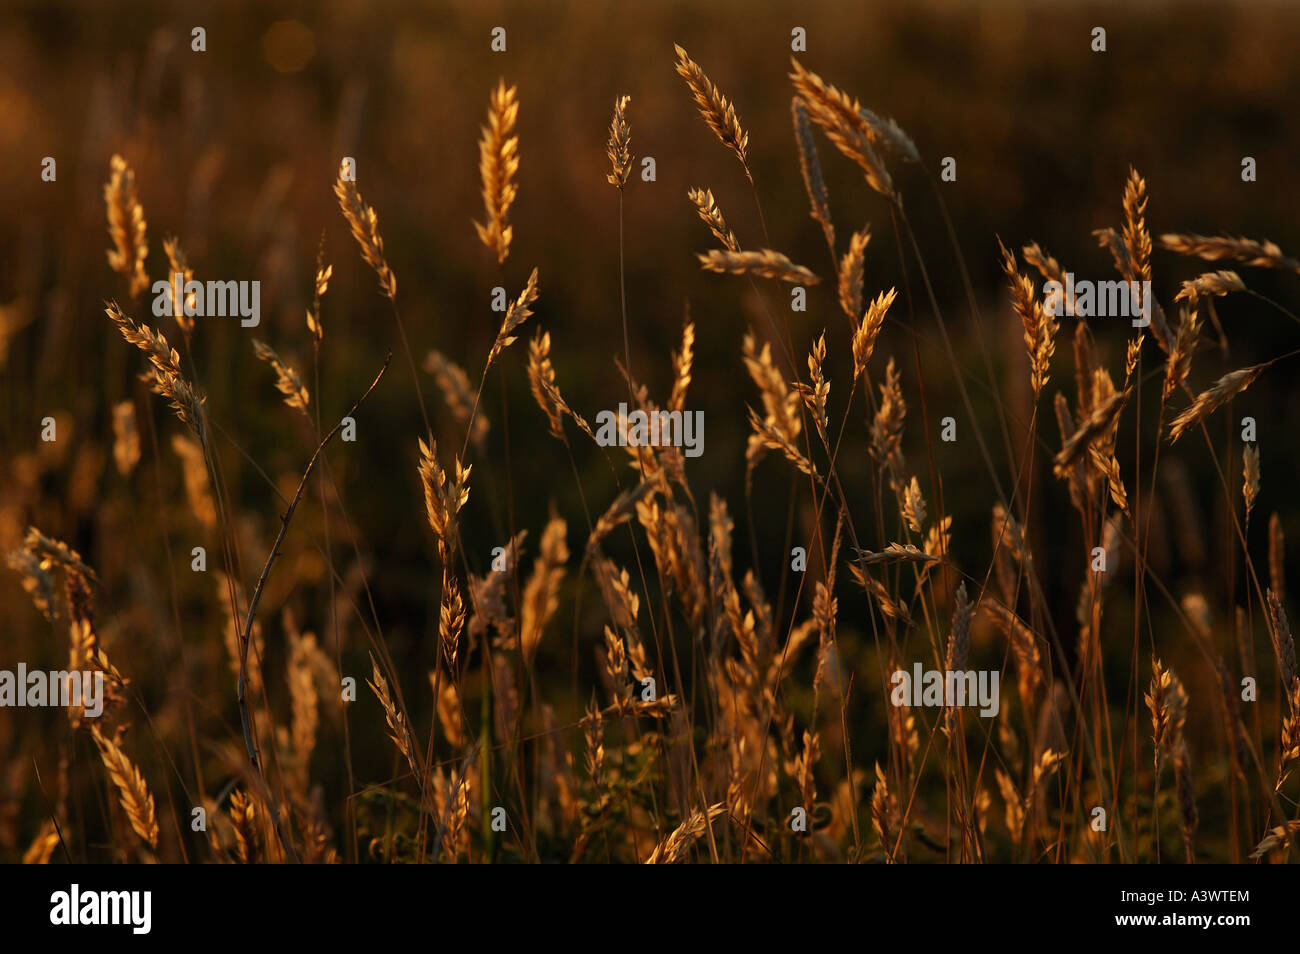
[439,567,466,672]
[792,98,834,250]
[1174,269,1245,303]
[286,624,320,772]
[668,320,695,414]
[171,433,216,528]
[228,789,261,863]
[838,226,870,321]
[1266,589,1298,703]
[91,725,158,850]
[800,332,830,444]
[1053,388,1128,476]
[788,62,904,200]
[1168,364,1264,443]
[425,349,489,451]
[334,171,396,299]
[867,368,907,496]
[430,675,466,749]
[999,239,1057,398]
[105,301,206,441]
[1159,233,1300,272]
[22,821,60,865]
[582,697,605,789]
[104,154,149,299]
[1093,226,1173,352]
[871,763,900,859]
[1088,445,1129,515]
[1162,307,1200,402]
[588,480,659,553]
[7,547,54,620]
[162,235,195,335]
[852,287,895,380]
[217,572,263,701]
[526,331,567,439]
[1243,443,1260,522]
[21,526,97,581]
[487,267,540,369]
[417,438,471,562]
[1144,656,1196,854]
[901,475,926,533]
[606,94,633,189]
[644,802,726,863]
[306,243,331,342]
[1146,657,1188,770]
[673,45,750,175]
[1022,241,1067,290]
[520,516,568,664]
[982,597,1043,708]
[747,405,817,478]
[367,653,418,779]
[687,188,739,252]
[111,399,140,476]
[252,339,310,412]
[789,58,919,161]
[474,79,520,264]
[848,563,912,626]
[698,248,819,284]
[1121,166,1152,285]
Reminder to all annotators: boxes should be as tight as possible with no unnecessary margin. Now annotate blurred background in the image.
[2,0,1298,860]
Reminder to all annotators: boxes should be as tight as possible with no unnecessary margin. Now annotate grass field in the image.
[2,0,1299,864]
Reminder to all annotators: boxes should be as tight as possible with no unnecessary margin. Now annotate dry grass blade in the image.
[848,562,913,625]
[853,543,938,566]
[673,45,750,176]
[426,349,490,450]
[999,238,1057,398]
[838,226,870,322]
[488,267,540,368]
[1168,365,1264,443]
[252,339,310,412]
[91,726,158,850]
[1054,388,1128,475]
[1122,166,1152,285]
[334,172,397,300]
[104,154,149,299]
[792,97,834,249]
[1243,444,1260,522]
[644,803,727,863]
[1266,589,1298,702]
[105,301,206,441]
[1159,233,1300,272]
[520,516,568,665]
[367,652,418,778]
[698,248,819,284]
[1174,270,1245,303]
[474,79,520,264]
[162,235,195,335]
[853,287,895,379]
[606,94,633,189]
[788,58,919,161]
[687,188,739,252]
[111,399,141,476]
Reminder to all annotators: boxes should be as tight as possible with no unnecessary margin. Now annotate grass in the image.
[4,20,1300,866]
